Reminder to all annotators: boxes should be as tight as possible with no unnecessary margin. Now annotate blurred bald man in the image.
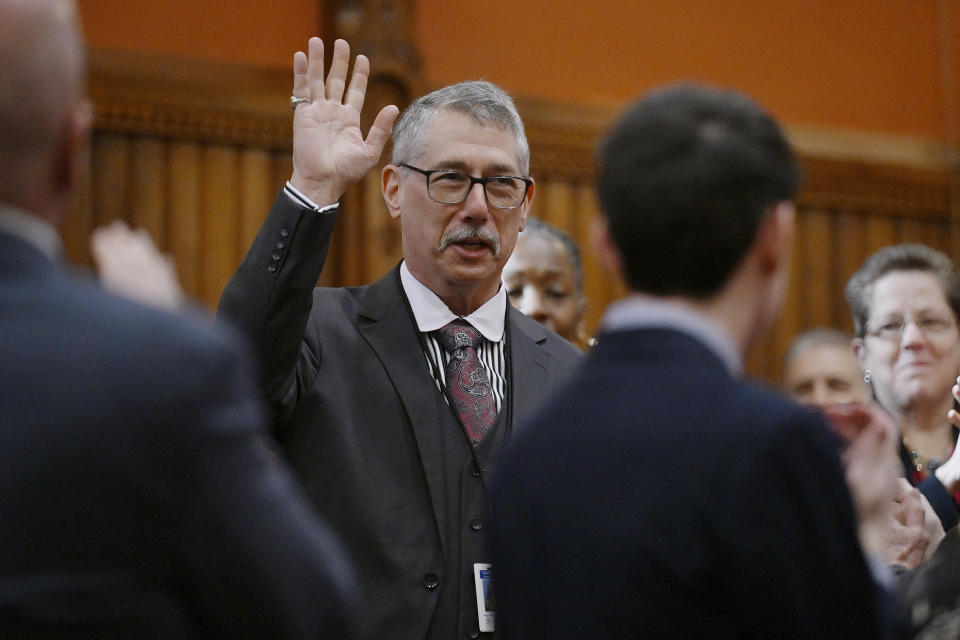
[0,1,357,637]
[783,328,871,407]
[784,329,945,574]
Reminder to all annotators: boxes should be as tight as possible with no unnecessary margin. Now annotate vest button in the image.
[470,463,481,477]
[422,573,440,590]
[467,630,480,639]
[469,518,483,531]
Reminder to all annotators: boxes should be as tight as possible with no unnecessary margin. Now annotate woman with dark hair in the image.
[846,243,960,530]
[502,217,589,348]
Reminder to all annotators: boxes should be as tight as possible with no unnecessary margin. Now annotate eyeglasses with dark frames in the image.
[865,313,958,342]
[399,163,532,210]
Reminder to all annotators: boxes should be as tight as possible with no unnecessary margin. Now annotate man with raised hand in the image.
[219,38,582,639]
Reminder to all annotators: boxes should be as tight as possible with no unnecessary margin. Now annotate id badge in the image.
[473,563,495,633]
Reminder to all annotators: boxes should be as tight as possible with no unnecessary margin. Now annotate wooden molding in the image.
[332,0,423,97]
[88,47,958,219]
[89,48,295,150]
[799,156,952,219]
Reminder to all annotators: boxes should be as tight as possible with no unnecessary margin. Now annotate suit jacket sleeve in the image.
[717,411,893,638]
[174,325,358,639]
[217,190,337,424]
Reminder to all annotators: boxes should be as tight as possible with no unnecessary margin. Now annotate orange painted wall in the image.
[415,0,960,141]
[77,0,321,69]
[77,1,959,142]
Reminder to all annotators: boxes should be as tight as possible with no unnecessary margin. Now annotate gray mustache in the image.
[439,226,501,258]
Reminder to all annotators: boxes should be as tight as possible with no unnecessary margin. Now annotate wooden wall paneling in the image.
[896,216,951,253]
[951,166,960,262]
[239,148,273,256]
[167,141,203,297]
[534,180,575,231]
[920,217,946,249]
[363,171,402,282]
[561,184,586,244]
[768,224,807,382]
[833,211,868,333]
[62,143,95,267]
[796,208,834,329]
[271,151,293,191]
[532,179,600,333]
[333,183,368,287]
[88,49,294,153]
[82,48,957,381]
[745,326,779,384]
[576,193,623,340]
[925,219,951,254]
[894,217,922,247]
[129,138,167,245]
[571,184,608,339]
[865,214,898,257]
[91,133,131,229]
[330,0,423,107]
[199,145,240,308]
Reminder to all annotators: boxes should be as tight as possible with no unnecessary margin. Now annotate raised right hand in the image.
[289,38,399,206]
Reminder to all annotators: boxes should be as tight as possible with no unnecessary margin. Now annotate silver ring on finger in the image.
[290,96,311,110]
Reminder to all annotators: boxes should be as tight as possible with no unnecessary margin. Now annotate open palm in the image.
[289,38,399,206]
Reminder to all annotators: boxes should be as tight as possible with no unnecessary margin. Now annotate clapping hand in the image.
[91,221,185,312]
[934,375,960,494]
[289,38,400,207]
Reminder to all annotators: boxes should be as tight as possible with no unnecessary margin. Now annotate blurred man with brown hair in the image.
[489,84,900,639]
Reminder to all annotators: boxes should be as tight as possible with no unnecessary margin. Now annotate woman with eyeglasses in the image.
[846,243,960,530]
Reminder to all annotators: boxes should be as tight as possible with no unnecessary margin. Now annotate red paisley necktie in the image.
[435,320,497,444]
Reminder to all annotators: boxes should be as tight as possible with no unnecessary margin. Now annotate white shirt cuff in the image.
[284,181,339,214]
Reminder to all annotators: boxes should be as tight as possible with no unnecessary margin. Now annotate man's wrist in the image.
[288,173,343,210]
[285,181,340,214]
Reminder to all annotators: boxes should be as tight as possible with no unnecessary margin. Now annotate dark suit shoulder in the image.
[17,272,263,432]
[720,377,841,455]
[508,306,583,365]
[76,276,244,361]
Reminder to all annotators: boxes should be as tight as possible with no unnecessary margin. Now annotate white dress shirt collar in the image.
[601,294,743,376]
[400,261,507,342]
[0,204,62,261]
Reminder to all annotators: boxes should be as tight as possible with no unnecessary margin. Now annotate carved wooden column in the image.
[321,0,423,286]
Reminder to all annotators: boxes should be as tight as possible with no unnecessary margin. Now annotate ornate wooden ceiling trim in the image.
[88,47,956,219]
[89,48,295,150]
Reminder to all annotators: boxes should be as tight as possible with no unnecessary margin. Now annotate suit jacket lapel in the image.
[507,308,560,435]
[351,267,448,553]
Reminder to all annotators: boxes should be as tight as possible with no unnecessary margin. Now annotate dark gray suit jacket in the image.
[0,228,357,639]
[219,191,583,639]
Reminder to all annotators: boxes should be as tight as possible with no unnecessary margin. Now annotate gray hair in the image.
[391,80,530,174]
[845,244,960,338]
[783,327,854,374]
